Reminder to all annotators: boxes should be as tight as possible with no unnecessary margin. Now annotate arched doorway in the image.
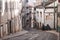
[22,13,31,30]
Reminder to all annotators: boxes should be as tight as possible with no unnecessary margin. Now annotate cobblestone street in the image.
[3,29,58,40]
[0,0,60,40]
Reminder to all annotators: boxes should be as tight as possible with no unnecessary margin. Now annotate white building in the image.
[0,0,26,37]
[35,0,58,29]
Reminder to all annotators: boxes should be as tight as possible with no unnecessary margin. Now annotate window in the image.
[29,11,31,13]
[10,2,14,10]
[26,0,28,2]
[26,7,28,9]
[36,11,39,13]
[5,2,8,12]
[34,8,36,10]
[40,12,42,17]
[26,13,29,15]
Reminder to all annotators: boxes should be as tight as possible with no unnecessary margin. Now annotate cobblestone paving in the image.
[3,29,58,40]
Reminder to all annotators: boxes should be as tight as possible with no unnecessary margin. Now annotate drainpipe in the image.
[6,0,8,35]
[39,11,41,29]
[0,11,1,25]
[57,3,58,32]
[54,1,55,30]
[18,2,22,31]
[43,1,45,25]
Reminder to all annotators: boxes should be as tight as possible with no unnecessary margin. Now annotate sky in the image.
[28,0,36,6]
[28,0,36,2]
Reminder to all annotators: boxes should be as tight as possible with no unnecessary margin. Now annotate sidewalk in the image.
[1,30,28,40]
[46,30,59,36]
[46,30,59,40]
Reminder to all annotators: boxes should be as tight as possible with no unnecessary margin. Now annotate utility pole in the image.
[54,0,55,29]
[43,0,45,25]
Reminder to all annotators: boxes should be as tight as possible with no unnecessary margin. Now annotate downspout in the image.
[54,0,55,29]
[56,0,58,31]
[43,0,45,25]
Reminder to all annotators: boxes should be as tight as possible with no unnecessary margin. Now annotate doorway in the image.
[22,13,31,30]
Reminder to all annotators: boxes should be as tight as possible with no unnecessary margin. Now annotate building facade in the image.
[0,0,25,37]
[32,0,58,29]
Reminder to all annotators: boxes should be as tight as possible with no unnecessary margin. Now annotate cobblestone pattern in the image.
[3,29,58,40]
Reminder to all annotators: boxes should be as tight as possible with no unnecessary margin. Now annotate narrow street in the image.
[3,29,58,40]
[0,0,59,40]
